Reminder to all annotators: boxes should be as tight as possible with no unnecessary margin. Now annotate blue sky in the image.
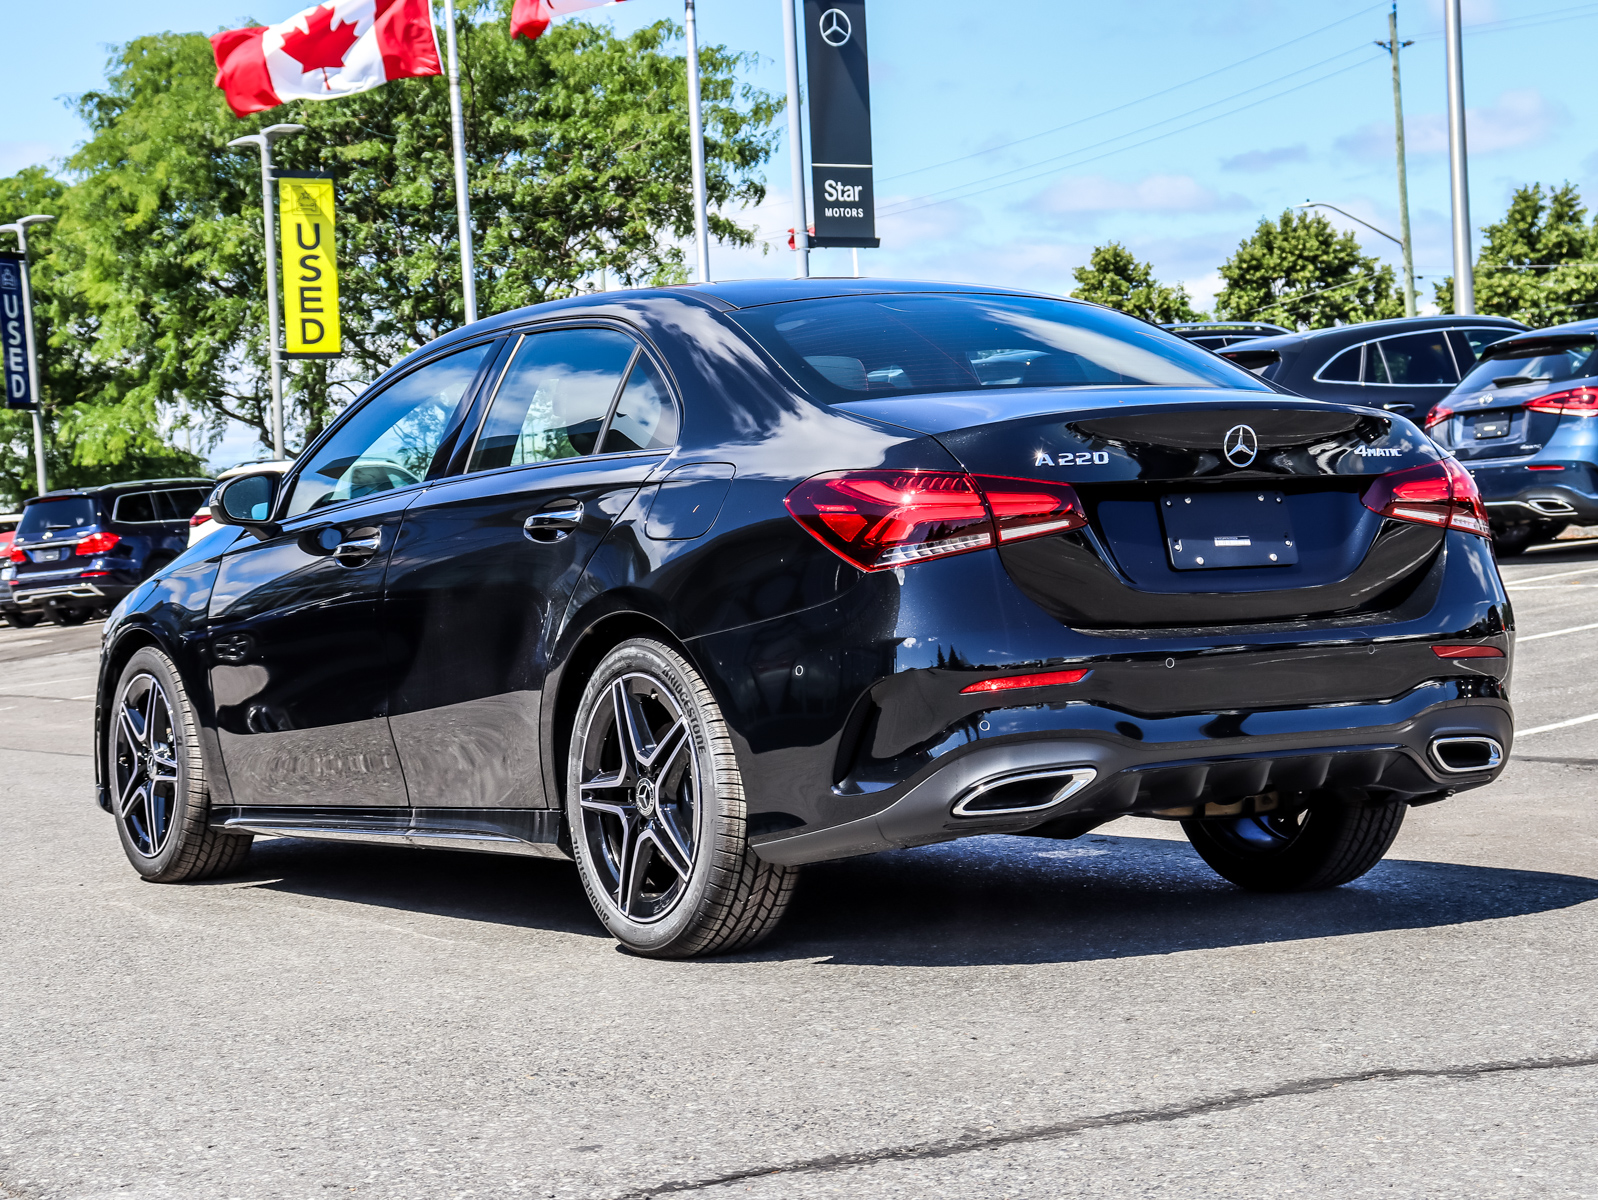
[3,0,1596,461]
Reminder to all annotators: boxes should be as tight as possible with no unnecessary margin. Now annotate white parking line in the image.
[1518,712,1598,737]
[1519,621,1598,642]
[1504,565,1598,587]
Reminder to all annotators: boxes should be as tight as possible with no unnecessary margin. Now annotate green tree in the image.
[1433,183,1598,324]
[1069,242,1202,323]
[1215,209,1403,330]
[62,0,777,459]
[0,167,200,509]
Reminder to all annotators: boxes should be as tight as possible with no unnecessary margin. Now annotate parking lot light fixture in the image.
[227,123,307,459]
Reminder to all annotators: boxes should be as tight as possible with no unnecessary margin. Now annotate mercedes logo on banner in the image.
[819,8,853,45]
[1223,424,1260,468]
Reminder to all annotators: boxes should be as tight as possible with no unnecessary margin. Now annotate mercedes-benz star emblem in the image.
[819,8,852,46]
[1223,424,1259,468]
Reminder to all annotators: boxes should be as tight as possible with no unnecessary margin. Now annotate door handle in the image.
[332,533,383,566]
[523,503,585,543]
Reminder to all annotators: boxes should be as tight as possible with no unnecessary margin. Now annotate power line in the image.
[876,2,1390,185]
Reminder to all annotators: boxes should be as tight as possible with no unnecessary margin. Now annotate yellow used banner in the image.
[277,174,341,357]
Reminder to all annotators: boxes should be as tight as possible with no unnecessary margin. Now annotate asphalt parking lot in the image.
[2,544,1596,1200]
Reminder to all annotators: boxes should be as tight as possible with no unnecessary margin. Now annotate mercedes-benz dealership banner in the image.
[0,252,35,410]
[804,0,879,248]
[277,172,343,358]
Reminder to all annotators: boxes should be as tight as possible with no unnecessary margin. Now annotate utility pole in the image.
[228,123,305,460]
[684,0,712,283]
[441,0,478,324]
[1444,0,1475,314]
[1376,4,1416,318]
[781,0,810,278]
[0,214,54,495]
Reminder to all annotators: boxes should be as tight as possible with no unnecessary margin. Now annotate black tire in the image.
[566,637,797,958]
[1492,526,1533,557]
[48,607,90,626]
[1181,792,1406,892]
[108,646,252,882]
[2,610,42,629]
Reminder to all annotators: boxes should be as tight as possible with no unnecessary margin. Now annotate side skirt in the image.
[210,806,571,861]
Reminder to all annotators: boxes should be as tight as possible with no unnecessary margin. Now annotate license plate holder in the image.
[1161,491,1298,570]
[34,548,63,562]
[1471,413,1512,440]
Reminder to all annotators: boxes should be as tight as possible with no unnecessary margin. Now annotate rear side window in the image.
[113,492,158,523]
[19,497,97,538]
[160,489,209,520]
[1317,346,1362,382]
[1456,327,1518,361]
[1372,332,1460,386]
[601,355,678,453]
[468,328,638,472]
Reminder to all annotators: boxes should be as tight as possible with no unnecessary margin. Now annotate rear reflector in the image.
[1526,464,1566,471]
[786,469,1085,571]
[1526,386,1598,416]
[80,571,111,578]
[960,668,1091,694]
[1432,645,1505,659]
[1361,458,1491,539]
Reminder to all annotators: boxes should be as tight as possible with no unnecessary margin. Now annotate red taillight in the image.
[74,532,121,556]
[1361,458,1490,539]
[1526,386,1598,416]
[1424,403,1455,430]
[189,511,211,527]
[1432,645,1505,659]
[7,548,23,564]
[960,668,1091,694]
[785,470,1085,571]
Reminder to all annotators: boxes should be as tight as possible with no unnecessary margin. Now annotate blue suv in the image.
[1424,319,1598,555]
[2,478,212,626]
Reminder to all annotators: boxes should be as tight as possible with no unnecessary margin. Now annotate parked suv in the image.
[1162,320,1290,351]
[4,479,212,626]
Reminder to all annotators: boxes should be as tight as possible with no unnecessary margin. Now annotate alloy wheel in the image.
[578,672,701,922]
[113,672,180,858]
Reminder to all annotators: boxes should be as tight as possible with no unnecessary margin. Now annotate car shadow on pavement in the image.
[224,831,1598,965]
[754,833,1598,967]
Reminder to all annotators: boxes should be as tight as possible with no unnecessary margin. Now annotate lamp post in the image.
[1295,202,1412,314]
[781,0,809,278]
[1444,0,1475,314]
[0,214,54,495]
[440,0,478,324]
[228,123,305,459]
[684,0,712,283]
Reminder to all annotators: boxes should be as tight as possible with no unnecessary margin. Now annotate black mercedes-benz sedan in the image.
[1218,314,1526,416]
[95,280,1514,958]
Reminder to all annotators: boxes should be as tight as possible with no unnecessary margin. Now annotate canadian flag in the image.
[211,0,442,118]
[510,0,628,42]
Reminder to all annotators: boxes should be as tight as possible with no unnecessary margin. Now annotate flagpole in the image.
[684,0,711,283]
[0,215,53,495]
[442,0,479,323]
[781,0,809,278]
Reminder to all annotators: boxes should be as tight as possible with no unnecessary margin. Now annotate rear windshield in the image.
[1459,338,1597,392]
[18,497,97,539]
[729,294,1272,402]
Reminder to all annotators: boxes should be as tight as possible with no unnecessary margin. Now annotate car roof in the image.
[22,477,215,505]
[1478,316,1598,347]
[1162,321,1289,334]
[1221,314,1527,354]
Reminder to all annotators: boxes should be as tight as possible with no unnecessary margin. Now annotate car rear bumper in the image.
[1468,461,1598,526]
[752,680,1511,865]
[5,580,130,612]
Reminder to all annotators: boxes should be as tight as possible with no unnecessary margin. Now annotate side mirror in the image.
[210,472,282,538]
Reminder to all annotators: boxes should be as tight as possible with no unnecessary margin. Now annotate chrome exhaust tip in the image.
[951,767,1097,818]
[1430,736,1504,774]
[1528,498,1577,516]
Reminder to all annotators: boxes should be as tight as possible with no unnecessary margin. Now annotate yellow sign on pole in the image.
[277,173,341,357]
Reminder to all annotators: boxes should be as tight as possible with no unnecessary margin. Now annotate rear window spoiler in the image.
[1479,334,1591,362]
[1219,347,1281,373]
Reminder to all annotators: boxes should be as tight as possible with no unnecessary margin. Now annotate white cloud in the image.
[0,141,63,176]
[1028,173,1246,216]
[1220,144,1309,173]
[1336,89,1568,160]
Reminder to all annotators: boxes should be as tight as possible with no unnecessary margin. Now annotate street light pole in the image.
[441,0,478,324]
[1377,4,1416,317]
[781,0,809,278]
[228,123,305,460]
[1444,0,1475,314]
[0,214,54,495]
[1295,202,1405,251]
[684,0,712,283]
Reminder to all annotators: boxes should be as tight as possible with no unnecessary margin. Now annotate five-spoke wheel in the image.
[567,638,797,957]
